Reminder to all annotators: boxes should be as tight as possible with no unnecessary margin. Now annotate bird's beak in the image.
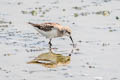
[69,36,74,45]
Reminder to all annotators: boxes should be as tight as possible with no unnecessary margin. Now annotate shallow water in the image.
[0,0,120,80]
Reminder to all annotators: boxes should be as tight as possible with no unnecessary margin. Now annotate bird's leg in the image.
[49,39,52,48]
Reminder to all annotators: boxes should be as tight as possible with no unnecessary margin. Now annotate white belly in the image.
[34,27,58,38]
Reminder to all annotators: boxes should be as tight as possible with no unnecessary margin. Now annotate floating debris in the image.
[110,77,118,80]
[64,73,73,78]
[21,11,28,14]
[74,13,79,17]
[96,10,110,16]
[78,40,82,43]
[62,9,66,11]
[0,25,8,27]
[40,15,44,17]
[25,48,44,52]
[0,20,12,24]
[72,6,82,10]
[72,22,75,24]
[116,16,119,20]
[9,21,12,24]
[104,0,111,2]
[45,9,50,12]
[102,43,110,46]
[31,10,37,16]
[81,12,90,16]
[109,29,116,32]
[75,48,80,51]
[88,65,95,68]
[3,53,11,56]
[42,11,45,14]
[17,2,23,5]
[103,11,110,16]
[118,43,120,45]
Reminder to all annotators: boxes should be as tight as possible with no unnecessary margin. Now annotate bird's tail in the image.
[27,60,38,64]
[28,22,35,26]
[28,22,40,28]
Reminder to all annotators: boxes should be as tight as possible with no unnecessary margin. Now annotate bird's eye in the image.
[68,32,70,34]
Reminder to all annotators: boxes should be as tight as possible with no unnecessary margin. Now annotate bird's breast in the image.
[34,27,59,38]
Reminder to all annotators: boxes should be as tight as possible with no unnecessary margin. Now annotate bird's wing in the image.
[28,22,60,31]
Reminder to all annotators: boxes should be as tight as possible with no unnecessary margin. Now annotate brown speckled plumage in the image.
[28,22,74,47]
[28,22,71,33]
[28,22,60,31]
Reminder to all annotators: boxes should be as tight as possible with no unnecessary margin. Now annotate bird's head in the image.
[63,27,74,45]
[63,26,71,36]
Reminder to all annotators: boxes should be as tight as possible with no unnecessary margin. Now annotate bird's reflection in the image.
[28,48,71,68]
